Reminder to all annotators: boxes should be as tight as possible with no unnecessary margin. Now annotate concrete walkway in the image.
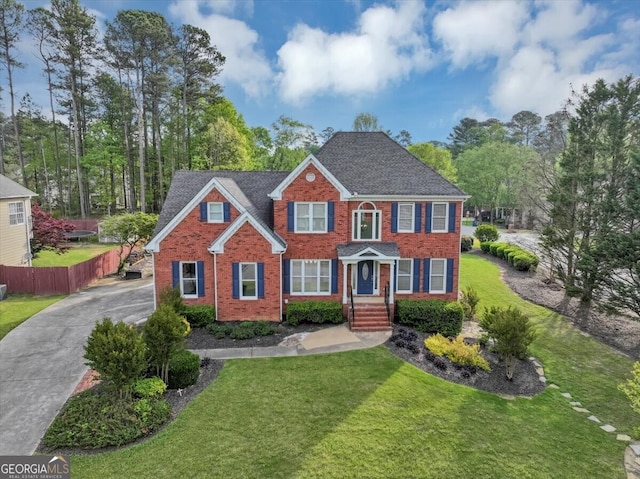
[192,325,391,360]
[0,278,154,456]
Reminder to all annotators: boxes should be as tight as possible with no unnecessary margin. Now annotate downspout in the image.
[279,252,283,322]
[213,252,219,322]
[151,253,156,310]
[25,200,32,267]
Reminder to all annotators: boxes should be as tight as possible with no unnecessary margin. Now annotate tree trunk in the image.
[70,69,87,218]
[135,74,146,213]
[2,32,25,186]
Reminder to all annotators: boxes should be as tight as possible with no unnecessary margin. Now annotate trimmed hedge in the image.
[183,305,215,327]
[474,224,499,242]
[395,299,463,337]
[286,301,343,326]
[167,350,200,389]
[482,241,539,272]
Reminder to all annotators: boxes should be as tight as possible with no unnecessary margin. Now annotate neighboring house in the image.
[147,132,469,330]
[0,175,37,267]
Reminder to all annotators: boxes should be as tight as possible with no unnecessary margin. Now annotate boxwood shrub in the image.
[167,350,200,389]
[182,305,215,327]
[286,301,343,326]
[395,299,463,337]
[461,235,473,252]
[480,241,493,253]
[474,224,499,242]
[485,242,539,272]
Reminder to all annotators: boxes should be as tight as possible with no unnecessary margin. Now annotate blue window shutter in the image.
[283,259,290,294]
[413,258,420,293]
[172,261,179,289]
[223,202,231,222]
[257,263,265,299]
[425,203,432,233]
[331,259,338,294]
[232,263,239,299]
[200,202,207,222]
[287,202,294,232]
[197,261,205,297]
[391,203,398,233]
[423,259,430,292]
[414,203,422,233]
[448,203,457,233]
[328,202,335,232]
[446,258,454,293]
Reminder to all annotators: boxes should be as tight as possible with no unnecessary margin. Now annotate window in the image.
[353,204,381,241]
[295,203,327,233]
[397,203,414,232]
[208,202,223,222]
[9,202,25,226]
[291,260,331,294]
[180,262,198,297]
[432,203,448,232]
[396,259,413,293]
[430,259,446,293]
[240,263,257,299]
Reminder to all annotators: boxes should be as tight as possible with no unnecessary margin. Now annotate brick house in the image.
[147,132,468,330]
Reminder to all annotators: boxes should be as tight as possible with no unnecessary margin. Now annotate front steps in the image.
[350,303,392,331]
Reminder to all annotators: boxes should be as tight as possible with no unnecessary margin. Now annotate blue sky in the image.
[10,0,640,143]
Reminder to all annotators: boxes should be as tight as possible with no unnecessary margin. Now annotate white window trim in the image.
[396,259,413,294]
[430,258,447,294]
[9,201,25,226]
[207,202,224,223]
[240,262,258,300]
[294,202,328,233]
[180,261,198,299]
[352,209,382,241]
[397,203,415,233]
[290,259,331,296]
[431,203,449,233]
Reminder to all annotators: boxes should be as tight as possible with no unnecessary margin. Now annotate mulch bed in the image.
[384,325,546,398]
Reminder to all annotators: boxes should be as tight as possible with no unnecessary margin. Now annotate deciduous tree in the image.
[30,202,75,255]
[407,142,457,182]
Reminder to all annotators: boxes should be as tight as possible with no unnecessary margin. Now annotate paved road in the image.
[0,278,154,455]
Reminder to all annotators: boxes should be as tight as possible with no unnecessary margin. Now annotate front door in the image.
[357,260,374,294]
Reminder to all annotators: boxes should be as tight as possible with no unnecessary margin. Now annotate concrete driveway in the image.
[0,278,154,455]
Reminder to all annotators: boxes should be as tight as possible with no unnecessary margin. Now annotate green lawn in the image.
[69,255,637,478]
[0,294,65,340]
[32,244,116,267]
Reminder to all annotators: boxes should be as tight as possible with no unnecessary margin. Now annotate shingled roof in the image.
[152,170,288,238]
[0,174,37,199]
[314,131,466,196]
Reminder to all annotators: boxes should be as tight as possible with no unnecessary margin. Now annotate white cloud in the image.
[200,0,254,16]
[453,105,490,122]
[168,0,271,97]
[276,1,432,103]
[433,1,529,69]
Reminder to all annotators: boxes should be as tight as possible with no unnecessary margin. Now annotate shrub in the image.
[144,305,187,384]
[424,334,490,371]
[480,306,537,380]
[158,286,184,314]
[395,299,463,337]
[183,305,215,328]
[619,362,640,436]
[43,389,170,449]
[461,235,473,252]
[167,350,200,389]
[489,243,501,256]
[133,377,167,399]
[480,241,493,253]
[252,321,277,337]
[460,286,480,320]
[486,242,539,272]
[84,318,147,400]
[286,301,343,326]
[474,224,499,242]
[207,322,232,339]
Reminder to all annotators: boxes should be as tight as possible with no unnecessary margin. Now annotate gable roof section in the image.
[268,154,352,200]
[147,170,288,252]
[314,132,467,197]
[0,174,37,199]
[337,242,400,260]
[209,212,286,254]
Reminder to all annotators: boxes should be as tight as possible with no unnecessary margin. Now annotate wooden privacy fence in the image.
[0,247,122,296]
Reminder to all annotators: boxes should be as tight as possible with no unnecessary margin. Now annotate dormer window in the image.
[352,202,381,241]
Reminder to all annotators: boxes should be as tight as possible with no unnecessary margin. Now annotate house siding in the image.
[154,189,240,306]
[215,222,281,321]
[0,198,32,266]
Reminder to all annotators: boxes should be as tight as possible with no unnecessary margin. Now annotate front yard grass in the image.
[32,244,116,267]
[0,294,65,340]
[68,255,637,478]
